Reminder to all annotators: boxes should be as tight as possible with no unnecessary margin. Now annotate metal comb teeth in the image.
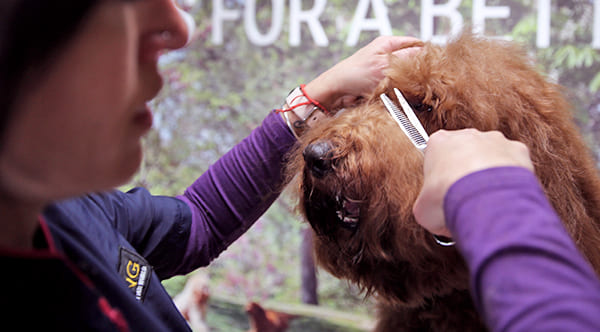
[381,91,454,247]
[380,93,427,150]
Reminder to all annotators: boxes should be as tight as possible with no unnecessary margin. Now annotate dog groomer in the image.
[0,0,422,330]
[413,128,600,331]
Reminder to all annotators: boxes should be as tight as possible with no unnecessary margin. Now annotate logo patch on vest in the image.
[118,247,152,302]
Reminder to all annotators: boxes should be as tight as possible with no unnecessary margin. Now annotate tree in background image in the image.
[128,0,600,317]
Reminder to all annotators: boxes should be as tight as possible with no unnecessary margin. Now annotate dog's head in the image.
[289,104,469,306]
[285,31,597,307]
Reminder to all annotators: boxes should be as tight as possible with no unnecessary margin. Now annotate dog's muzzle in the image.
[303,141,335,178]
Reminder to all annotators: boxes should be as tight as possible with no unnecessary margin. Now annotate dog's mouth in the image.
[301,179,364,238]
[301,139,365,236]
[335,195,361,230]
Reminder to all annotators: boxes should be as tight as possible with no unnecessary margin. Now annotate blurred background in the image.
[122,0,600,330]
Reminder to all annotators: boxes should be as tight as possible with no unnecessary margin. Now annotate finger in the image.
[379,36,424,53]
[413,193,453,238]
[391,46,422,59]
[412,192,427,225]
[433,227,453,239]
[424,129,452,150]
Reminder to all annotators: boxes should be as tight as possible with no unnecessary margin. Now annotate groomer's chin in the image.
[94,141,145,193]
[116,144,145,187]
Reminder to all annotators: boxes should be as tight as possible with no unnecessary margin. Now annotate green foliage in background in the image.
[125,0,600,325]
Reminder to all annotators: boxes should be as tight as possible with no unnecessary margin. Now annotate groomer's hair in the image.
[0,0,99,146]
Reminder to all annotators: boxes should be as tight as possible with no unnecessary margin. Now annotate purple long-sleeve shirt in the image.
[445,166,600,331]
[175,111,296,272]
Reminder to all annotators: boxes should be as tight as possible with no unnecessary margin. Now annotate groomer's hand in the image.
[304,36,423,111]
[413,129,534,238]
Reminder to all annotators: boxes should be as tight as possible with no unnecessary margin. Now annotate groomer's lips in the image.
[133,104,154,132]
[134,69,163,133]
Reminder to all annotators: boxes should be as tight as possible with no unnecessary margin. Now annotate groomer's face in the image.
[0,0,189,200]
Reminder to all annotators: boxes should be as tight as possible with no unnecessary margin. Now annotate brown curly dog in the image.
[284,31,600,332]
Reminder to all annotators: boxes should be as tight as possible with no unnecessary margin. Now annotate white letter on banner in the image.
[290,0,328,46]
[421,0,463,44]
[472,0,510,36]
[245,0,284,46]
[594,0,600,48]
[537,0,551,48]
[346,0,393,46]
[212,0,241,44]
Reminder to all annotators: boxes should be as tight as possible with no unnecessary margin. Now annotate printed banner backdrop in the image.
[150,0,599,173]
[139,0,600,327]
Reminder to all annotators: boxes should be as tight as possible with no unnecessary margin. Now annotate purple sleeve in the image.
[444,167,600,331]
[174,111,296,273]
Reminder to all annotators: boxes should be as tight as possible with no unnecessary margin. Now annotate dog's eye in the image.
[413,103,433,112]
[335,196,360,230]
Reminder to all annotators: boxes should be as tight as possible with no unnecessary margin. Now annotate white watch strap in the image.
[285,87,328,128]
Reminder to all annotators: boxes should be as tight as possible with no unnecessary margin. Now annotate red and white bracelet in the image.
[276,85,330,138]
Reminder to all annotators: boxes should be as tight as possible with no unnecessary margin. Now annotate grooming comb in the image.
[380,88,429,151]
[380,89,455,247]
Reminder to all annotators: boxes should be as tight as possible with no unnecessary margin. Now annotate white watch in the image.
[283,86,328,134]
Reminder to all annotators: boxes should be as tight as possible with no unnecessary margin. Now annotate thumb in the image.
[413,188,453,238]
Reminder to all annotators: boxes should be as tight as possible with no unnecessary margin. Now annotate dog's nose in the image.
[303,141,334,178]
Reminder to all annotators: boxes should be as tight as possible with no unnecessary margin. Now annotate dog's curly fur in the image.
[284,31,600,331]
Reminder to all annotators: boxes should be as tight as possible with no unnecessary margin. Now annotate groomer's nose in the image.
[142,0,195,59]
[160,1,194,50]
[175,7,196,47]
